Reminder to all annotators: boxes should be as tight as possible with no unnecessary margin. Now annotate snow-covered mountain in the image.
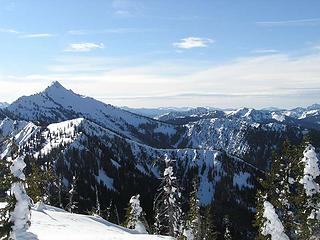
[6,81,180,148]
[0,115,260,238]
[2,82,320,239]
[0,102,9,109]
[121,106,194,118]
[157,104,320,128]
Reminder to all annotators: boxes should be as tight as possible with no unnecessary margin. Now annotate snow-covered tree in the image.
[58,174,63,208]
[223,215,232,240]
[255,141,300,239]
[0,140,31,239]
[153,155,182,237]
[25,155,56,204]
[124,194,149,233]
[94,185,101,216]
[0,152,15,239]
[255,140,320,239]
[183,178,201,240]
[9,148,31,239]
[295,144,320,237]
[201,205,218,240]
[66,176,78,213]
[261,200,289,240]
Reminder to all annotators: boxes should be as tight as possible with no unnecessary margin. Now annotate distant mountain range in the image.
[0,81,319,239]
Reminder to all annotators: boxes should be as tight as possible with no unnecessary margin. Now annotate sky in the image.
[0,0,320,109]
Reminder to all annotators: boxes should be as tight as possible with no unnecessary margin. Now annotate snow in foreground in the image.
[0,203,173,240]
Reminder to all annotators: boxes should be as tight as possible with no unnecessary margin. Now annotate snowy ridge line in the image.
[33,117,260,174]
[225,152,265,174]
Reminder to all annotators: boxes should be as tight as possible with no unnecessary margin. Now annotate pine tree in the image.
[0,139,31,239]
[94,185,101,216]
[183,178,201,240]
[254,141,299,239]
[66,175,78,213]
[254,140,320,239]
[10,155,32,239]
[0,152,15,239]
[4,140,31,239]
[259,200,289,240]
[202,205,218,240]
[153,155,182,237]
[25,155,56,204]
[295,144,320,238]
[58,174,63,208]
[223,215,232,240]
[124,194,149,233]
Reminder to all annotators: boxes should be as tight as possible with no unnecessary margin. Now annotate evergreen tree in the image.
[255,140,320,239]
[0,147,15,239]
[124,194,149,233]
[66,175,78,213]
[223,215,232,240]
[10,154,32,239]
[58,174,63,208]
[153,155,182,237]
[94,185,101,216]
[295,144,320,238]
[0,139,31,239]
[25,156,56,204]
[201,205,218,240]
[254,141,300,239]
[183,178,201,240]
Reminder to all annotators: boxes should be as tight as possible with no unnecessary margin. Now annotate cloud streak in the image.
[256,18,320,27]
[64,43,105,52]
[19,33,55,38]
[3,51,320,108]
[173,37,214,49]
[0,28,20,34]
[67,28,161,35]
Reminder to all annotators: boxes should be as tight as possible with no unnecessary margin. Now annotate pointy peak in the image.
[48,81,65,89]
[44,81,70,94]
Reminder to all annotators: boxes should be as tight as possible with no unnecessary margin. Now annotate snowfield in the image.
[0,203,173,240]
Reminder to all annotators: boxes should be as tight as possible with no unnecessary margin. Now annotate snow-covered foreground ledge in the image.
[0,203,173,240]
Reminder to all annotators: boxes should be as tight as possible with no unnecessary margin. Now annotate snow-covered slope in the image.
[0,203,172,240]
[7,81,179,147]
[0,102,9,109]
[0,118,40,157]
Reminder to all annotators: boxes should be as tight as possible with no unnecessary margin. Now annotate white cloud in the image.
[252,49,279,54]
[4,51,320,108]
[19,33,54,38]
[173,37,214,49]
[256,18,320,27]
[64,43,105,52]
[67,28,157,35]
[0,28,20,34]
[112,0,144,17]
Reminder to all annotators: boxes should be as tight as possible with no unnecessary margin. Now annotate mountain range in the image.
[1,81,319,239]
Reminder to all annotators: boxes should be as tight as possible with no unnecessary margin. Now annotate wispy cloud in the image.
[252,49,279,54]
[0,28,55,39]
[64,43,105,52]
[256,18,320,27]
[67,28,158,35]
[112,0,144,17]
[19,33,55,38]
[0,28,20,34]
[4,51,320,108]
[173,37,214,49]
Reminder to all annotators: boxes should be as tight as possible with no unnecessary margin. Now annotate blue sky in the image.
[0,0,320,108]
